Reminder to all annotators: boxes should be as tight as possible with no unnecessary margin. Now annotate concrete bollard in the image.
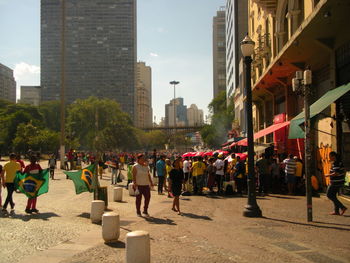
[126,231,150,263]
[113,187,123,202]
[90,200,105,223]
[128,183,136,196]
[102,212,120,242]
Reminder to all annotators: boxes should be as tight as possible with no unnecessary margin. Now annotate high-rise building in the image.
[226,0,248,99]
[136,62,152,128]
[187,104,204,126]
[41,0,137,120]
[0,63,16,103]
[20,86,41,106]
[165,97,188,127]
[213,7,226,99]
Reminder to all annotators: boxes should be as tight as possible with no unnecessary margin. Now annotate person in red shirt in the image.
[16,154,25,173]
[24,155,43,214]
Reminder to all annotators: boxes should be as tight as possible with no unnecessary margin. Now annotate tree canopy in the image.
[200,91,234,148]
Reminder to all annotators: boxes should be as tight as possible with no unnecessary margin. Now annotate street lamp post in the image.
[292,69,313,222]
[170,80,180,149]
[241,35,262,218]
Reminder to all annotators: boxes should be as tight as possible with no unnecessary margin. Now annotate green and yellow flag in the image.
[64,164,97,194]
[14,169,50,199]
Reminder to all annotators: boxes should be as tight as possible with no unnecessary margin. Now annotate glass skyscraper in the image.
[41,0,137,120]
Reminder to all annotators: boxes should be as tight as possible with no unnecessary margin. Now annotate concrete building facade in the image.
[225,0,248,100]
[242,0,350,185]
[41,0,137,120]
[136,62,152,128]
[213,7,226,99]
[20,86,41,106]
[187,104,204,127]
[165,97,188,127]
[0,63,16,103]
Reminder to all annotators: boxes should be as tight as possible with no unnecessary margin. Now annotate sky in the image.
[0,0,225,123]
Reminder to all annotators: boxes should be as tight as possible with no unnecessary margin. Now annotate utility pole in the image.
[293,69,313,222]
[59,0,66,169]
[169,81,180,150]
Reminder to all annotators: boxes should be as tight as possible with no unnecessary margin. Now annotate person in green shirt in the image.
[126,158,135,189]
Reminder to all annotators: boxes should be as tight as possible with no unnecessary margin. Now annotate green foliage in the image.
[135,130,167,150]
[201,91,235,148]
[39,101,61,132]
[12,123,59,154]
[66,96,138,151]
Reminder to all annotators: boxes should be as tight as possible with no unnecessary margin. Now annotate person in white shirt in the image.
[182,157,191,191]
[214,155,225,193]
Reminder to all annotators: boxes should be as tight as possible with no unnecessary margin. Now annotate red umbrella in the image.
[204,151,213,156]
[235,153,248,161]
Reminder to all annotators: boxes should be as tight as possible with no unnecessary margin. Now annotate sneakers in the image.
[142,211,150,217]
[31,208,39,214]
[137,212,142,217]
[1,208,7,213]
[340,207,347,216]
[25,208,32,214]
[329,211,340,215]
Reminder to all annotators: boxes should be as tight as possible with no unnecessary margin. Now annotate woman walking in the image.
[132,154,154,217]
[169,157,184,215]
[326,152,347,215]
[24,155,43,214]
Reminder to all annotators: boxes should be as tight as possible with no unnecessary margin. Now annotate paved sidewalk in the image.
[17,182,350,263]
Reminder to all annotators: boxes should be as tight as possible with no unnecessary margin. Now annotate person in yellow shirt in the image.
[191,157,206,194]
[165,159,172,197]
[1,153,21,212]
[294,157,303,194]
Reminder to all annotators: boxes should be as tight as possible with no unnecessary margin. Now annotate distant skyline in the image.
[0,0,225,123]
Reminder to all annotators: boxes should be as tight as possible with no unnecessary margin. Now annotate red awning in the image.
[230,121,290,147]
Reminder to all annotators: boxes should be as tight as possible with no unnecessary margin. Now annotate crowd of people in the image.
[0,148,346,217]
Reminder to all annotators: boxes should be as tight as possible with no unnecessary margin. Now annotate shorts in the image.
[285,173,296,184]
[184,172,189,182]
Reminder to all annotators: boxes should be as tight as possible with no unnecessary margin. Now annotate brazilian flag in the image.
[14,169,49,198]
[64,164,97,194]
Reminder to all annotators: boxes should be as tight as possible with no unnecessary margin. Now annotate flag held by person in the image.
[14,169,50,198]
[64,164,97,194]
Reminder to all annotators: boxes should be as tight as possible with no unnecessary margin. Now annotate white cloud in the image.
[13,62,40,101]
[14,62,40,80]
[156,27,166,33]
[150,52,159,57]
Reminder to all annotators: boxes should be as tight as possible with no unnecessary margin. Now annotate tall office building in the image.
[187,104,204,126]
[213,7,226,99]
[20,86,41,106]
[165,98,188,127]
[41,0,137,120]
[136,62,152,128]
[226,0,248,99]
[0,63,16,103]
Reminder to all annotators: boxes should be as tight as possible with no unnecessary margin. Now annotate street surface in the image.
[1,161,349,263]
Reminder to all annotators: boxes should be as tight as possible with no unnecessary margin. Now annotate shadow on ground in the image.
[105,241,125,248]
[145,216,176,225]
[2,212,60,221]
[263,217,350,231]
[181,212,212,221]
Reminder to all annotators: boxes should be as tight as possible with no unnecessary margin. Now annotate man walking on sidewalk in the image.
[1,153,21,213]
[156,155,166,194]
[326,151,347,215]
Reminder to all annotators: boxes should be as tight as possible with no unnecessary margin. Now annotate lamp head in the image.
[241,35,255,57]
[170,81,180,85]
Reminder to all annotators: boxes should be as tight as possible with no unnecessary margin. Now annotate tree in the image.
[201,91,235,148]
[66,96,138,151]
[39,101,61,132]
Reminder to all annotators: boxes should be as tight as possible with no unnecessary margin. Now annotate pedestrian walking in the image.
[126,158,135,189]
[326,151,347,215]
[214,155,225,194]
[182,156,191,191]
[206,157,216,192]
[132,154,154,217]
[169,157,184,215]
[24,155,43,214]
[234,156,246,195]
[48,154,56,180]
[1,153,21,213]
[156,155,166,195]
[165,159,172,197]
[191,157,206,195]
[283,154,297,195]
[256,153,271,196]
